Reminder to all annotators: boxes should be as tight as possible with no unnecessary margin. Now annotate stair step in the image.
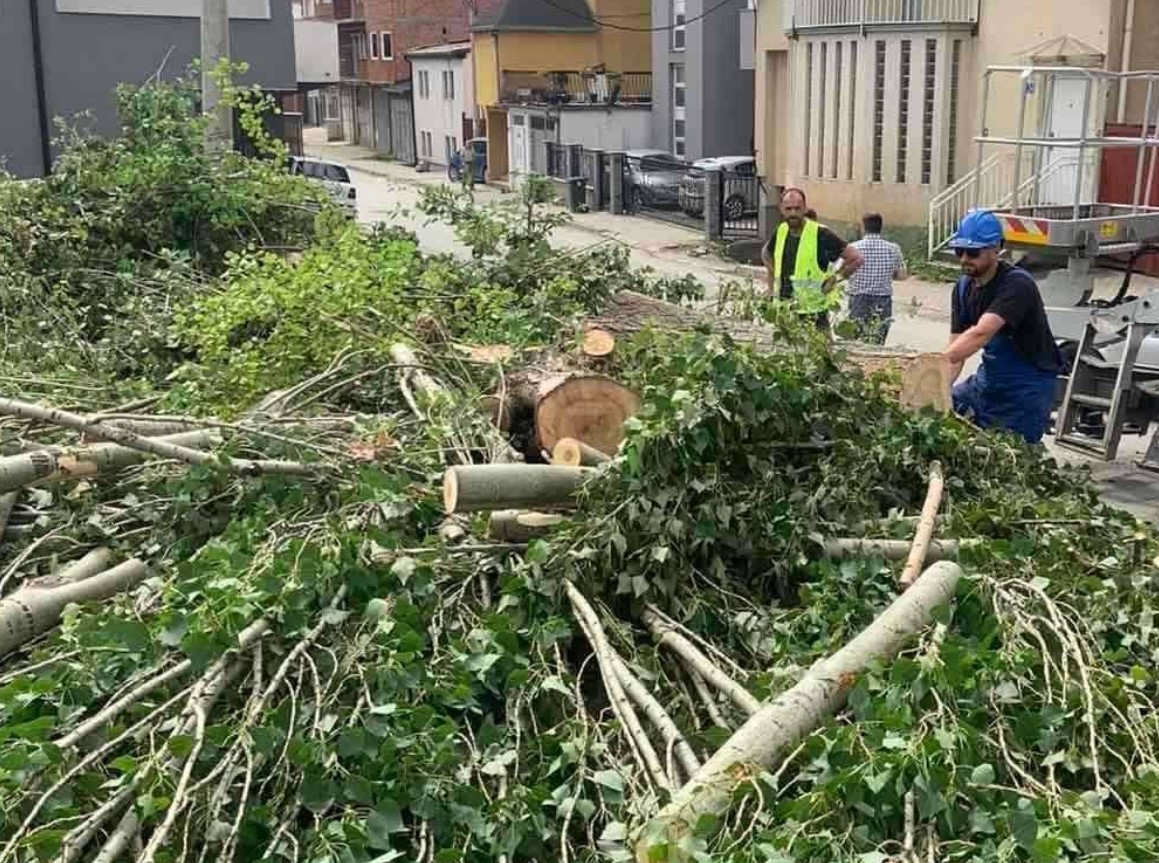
[1068,393,1113,409]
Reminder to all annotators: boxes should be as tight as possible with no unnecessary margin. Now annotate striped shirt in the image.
[848,234,904,297]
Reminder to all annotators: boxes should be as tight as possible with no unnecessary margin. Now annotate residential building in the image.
[292,1,340,127]
[652,0,754,159]
[0,0,296,179]
[754,0,1159,241]
[409,41,474,168]
[297,0,503,164]
[471,0,653,183]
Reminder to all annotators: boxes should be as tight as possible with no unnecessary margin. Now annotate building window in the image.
[672,0,686,51]
[897,40,911,183]
[381,32,393,61]
[420,131,433,158]
[804,42,813,177]
[370,32,379,59]
[818,42,828,178]
[671,63,686,156]
[947,39,962,185]
[418,70,430,99]
[355,33,367,60]
[872,40,885,182]
[443,70,455,100]
[445,135,458,162]
[848,40,857,180]
[832,41,842,179]
[921,39,936,185]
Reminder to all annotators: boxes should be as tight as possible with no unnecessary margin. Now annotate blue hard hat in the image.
[950,209,1004,250]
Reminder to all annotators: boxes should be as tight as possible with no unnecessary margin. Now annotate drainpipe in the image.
[28,0,51,175]
[1118,0,1136,123]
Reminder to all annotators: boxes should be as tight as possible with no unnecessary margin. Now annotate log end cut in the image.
[535,376,640,457]
[443,468,460,514]
[552,437,612,467]
[582,328,616,358]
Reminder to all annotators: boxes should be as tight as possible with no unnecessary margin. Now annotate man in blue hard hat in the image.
[945,210,1062,444]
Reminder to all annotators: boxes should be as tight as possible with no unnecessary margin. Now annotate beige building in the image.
[754,0,1159,244]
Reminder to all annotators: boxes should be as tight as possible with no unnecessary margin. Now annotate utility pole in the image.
[201,0,233,150]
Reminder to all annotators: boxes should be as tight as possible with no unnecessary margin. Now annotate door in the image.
[374,88,393,156]
[1041,76,1089,206]
[389,93,416,165]
[511,114,529,176]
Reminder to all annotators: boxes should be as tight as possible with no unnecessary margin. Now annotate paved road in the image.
[306,133,1159,522]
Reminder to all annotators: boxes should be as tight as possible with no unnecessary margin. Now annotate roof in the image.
[406,41,472,60]
[1016,35,1105,68]
[471,0,598,33]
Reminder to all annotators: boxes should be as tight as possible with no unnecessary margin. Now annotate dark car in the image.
[679,156,759,219]
[623,150,689,210]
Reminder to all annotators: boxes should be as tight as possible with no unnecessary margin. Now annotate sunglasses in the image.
[953,247,990,259]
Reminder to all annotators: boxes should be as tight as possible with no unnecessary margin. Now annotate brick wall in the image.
[359,0,501,84]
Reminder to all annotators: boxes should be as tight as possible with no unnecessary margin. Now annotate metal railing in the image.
[500,71,652,107]
[784,0,978,30]
[722,174,761,236]
[927,151,1097,255]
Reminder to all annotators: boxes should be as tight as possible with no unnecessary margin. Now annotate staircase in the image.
[927,152,1090,257]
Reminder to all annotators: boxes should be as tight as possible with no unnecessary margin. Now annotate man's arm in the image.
[823,243,864,292]
[893,245,908,280]
[946,312,1006,365]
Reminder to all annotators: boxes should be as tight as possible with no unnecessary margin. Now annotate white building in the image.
[408,42,474,169]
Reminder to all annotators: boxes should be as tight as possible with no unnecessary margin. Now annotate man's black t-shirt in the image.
[950,262,1061,373]
[762,225,847,299]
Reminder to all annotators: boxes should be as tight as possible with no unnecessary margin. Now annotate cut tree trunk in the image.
[0,553,147,658]
[552,437,612,467]
[586,291,950,412]
[487,510,566,542]
[823,537,973,562]
[0,431,218,495]
[636,561,963,862]
[515,374,638,457]
[443,465,592,514]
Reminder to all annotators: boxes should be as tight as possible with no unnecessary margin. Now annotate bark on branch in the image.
[823,537,973,562]
[636,561,963,861]
[0,551,145,658]
[443,465,593,514]
[899,461,945,589]
[0,398,315,478]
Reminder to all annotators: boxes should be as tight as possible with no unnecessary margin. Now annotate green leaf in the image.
[970,763,996,786]
[367,800,405,849]
[1011,805,1038,850]
[593,769,624,792]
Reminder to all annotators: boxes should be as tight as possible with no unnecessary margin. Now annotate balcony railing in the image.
[500,71,652,108]
[339,43,361,79]
[332,0,364,23]
[784,0,978,30]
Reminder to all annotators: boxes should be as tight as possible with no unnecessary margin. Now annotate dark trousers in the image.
[848,293,892,344]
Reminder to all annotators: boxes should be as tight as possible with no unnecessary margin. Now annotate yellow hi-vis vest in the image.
[772,219,825,289]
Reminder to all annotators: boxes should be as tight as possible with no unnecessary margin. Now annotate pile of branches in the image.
[2,78,1159,863]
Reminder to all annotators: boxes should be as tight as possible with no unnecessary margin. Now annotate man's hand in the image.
[821,274,838,294]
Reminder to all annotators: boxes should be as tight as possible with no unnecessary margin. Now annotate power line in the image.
[534,0,739,32]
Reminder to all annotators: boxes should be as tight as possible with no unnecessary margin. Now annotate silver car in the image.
[679,156,758,220]
[290,156,357,219]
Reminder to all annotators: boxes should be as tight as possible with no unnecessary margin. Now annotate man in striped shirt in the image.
[847,212,907,344]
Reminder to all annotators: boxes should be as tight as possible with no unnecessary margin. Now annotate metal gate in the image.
[389,92,416,165]
[624,154,701,230]
[721,173,760,236]
[355,86,373,147]
[373,88,393,154]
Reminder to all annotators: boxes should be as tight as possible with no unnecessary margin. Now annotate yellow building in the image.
[754,0,1159,247]
[471,0,652,183]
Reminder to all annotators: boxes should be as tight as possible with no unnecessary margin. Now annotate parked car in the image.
[289,156,357,218]
[623,150,689,210]
[679,156,759,220]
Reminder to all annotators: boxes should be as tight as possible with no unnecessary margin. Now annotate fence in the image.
[537,141,764,240]
[500,71,652,107]
[721,173,760,236]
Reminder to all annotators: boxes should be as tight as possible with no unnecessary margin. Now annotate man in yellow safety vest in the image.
[762,188,862,302]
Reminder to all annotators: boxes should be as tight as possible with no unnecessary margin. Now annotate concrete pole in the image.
[201,0,234,151]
